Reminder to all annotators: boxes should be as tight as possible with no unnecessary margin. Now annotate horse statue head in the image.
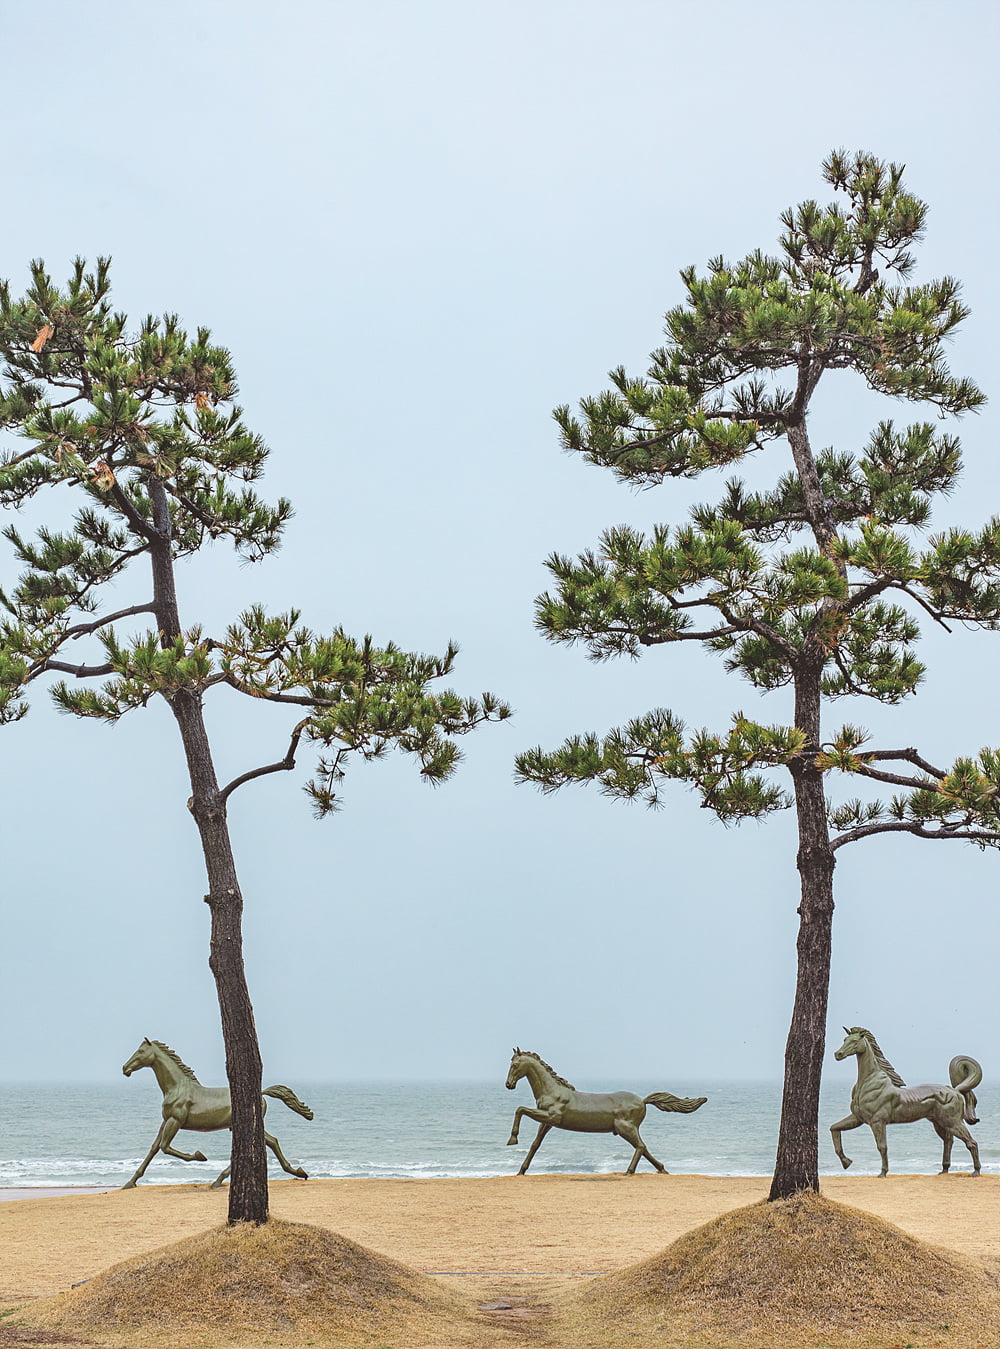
[506,1047,527,1090]
[833,1026,869,1062]
[122,1038,156,1077]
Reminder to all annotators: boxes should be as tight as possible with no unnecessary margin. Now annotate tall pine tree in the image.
[515,152,1000,1198]
[0,259,510,1223]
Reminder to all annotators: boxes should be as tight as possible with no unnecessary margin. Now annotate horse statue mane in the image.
[515,1047,575,1091]
[849,1026,906,1087]
[149,1039,198,1081]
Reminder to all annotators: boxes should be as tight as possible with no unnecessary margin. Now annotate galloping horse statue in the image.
[121,1038,314,1189]
[505,1048,707,1175]
[830,1026,982,1177]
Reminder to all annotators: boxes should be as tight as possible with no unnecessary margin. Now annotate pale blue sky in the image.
[1,0,998,1091]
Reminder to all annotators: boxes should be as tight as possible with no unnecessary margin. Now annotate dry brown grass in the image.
[556,1191,1000,1348]
[14,1218,479,1348]
[8,1181,1000,1348]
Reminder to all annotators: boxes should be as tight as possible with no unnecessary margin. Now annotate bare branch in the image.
[832,821,1000,851]
[861,747,947,778]
[30,658,115,680]
[64,603,157,640]
[640,623,742,645]
[852,765,935,790]
[219,718,311,803]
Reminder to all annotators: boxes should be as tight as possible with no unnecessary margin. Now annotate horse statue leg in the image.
[518,1122,552,1175]
[613,1119,667,1174]
[159,1117,208,1165]
[868,1119,890,1177]
[122,1121,169,1189]
[948,1119,981,1175]
[123,1117,206,1188]
[210,1132,308,1188]
[264,1130,308,1180]
[829,1112,863,1169]
[507,1104,555,1146]
[932,1122,954,1174]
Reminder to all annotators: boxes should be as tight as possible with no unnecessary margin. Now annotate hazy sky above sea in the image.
[2,0,999,1095]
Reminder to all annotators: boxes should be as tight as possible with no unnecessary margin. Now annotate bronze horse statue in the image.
[121,1038,314,1188]
[505,1048,707,1174]
[830,1026,982,1177]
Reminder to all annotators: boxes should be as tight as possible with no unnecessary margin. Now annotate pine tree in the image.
[0,259,511,1224]
[515,152,1000,1199]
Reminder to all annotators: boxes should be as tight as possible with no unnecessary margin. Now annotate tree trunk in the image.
[171,692,269,1225]
[148,478,269,1224]
[769,663,835,1201]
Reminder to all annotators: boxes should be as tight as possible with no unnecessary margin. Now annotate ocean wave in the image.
[4,1156,995,1185]
[3,1080,997,1186]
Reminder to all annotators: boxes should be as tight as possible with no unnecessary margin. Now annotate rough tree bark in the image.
[148,478,268,1225]
[769,659,836,1200]
[768,403,840,1200]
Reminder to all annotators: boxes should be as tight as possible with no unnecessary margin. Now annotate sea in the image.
[2,1078,998,1190]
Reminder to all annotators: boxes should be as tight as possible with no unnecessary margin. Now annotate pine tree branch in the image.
[30,658,115,679]
[715,602,799,661]
[862,747,947,777]
[671,595,739,610]
[788,355,824,422]
[844,577,896,612]
[109,482,158,541]
[164,483,218,533]
[222,673,337,708]
[219,718,311,803]
[852,764,936,790]
[830,649,861,694]
[644,623,743,645]
[63,603,157,640]
[1,447,44,468]
[52,544,149,617]
[832,821,1000,850]
[853,248,878,296]
[897,584,953,632]
[612,407,777,459]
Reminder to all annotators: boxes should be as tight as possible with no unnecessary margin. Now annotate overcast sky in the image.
[2,0,998,1092]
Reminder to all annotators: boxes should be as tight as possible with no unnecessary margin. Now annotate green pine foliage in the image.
[517,151,1000,852]
[0,258,511,803]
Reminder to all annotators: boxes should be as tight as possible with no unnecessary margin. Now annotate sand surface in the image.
[2,1172,997,1304]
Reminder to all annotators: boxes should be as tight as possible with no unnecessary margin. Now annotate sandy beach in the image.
[2,1171,997,1304]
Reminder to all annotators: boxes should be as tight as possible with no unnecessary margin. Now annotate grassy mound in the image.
[559,1191,1000,1348]
[17,1217,471,1346]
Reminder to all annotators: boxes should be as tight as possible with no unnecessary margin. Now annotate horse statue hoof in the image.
[120,1180,137,1190]
[841,1158,852,1170]
[506,1137,518,1146]
[193,1151,207,1162]
[294,1168,308,1179]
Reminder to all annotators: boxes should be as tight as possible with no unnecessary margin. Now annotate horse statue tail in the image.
[644,1092,707,1114]
[948,1056,982,1125]
[263,1084,314,1120]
